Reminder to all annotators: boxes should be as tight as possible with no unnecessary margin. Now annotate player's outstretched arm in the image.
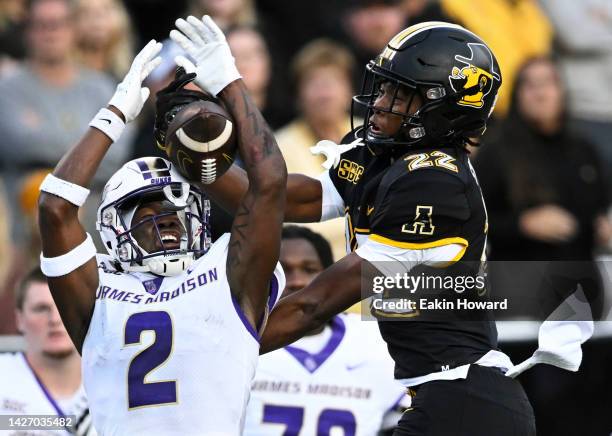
[260,252,365,354]
[221,80,286,323]
[205,167,323,223]
[171,15,287,325]
[38,40,162,352]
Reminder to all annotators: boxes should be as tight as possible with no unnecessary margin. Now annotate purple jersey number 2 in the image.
[124,311,177,409]
[263,405,356,435]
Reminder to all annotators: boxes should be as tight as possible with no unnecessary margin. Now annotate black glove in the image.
[154,67,215,148]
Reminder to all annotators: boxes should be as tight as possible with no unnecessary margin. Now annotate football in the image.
[164,99,237,184]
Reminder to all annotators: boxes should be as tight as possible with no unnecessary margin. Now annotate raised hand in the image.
[170,15,241,97]
[108,39,162,123]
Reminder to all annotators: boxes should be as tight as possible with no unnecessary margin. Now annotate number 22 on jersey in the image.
[124,311,177,409]
[404,151,458,173]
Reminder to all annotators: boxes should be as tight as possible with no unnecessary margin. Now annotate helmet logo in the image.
[136,158,172,184]
[449,43,500,109]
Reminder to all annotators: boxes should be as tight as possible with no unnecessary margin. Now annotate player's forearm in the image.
[219,81,286,191]
[260,253,363,354]
[259,291,322,354]
[38,109,119,252]
[54,107,123,187]
[208,169,322,222]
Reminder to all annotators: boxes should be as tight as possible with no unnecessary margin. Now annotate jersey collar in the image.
[284,316,346,373]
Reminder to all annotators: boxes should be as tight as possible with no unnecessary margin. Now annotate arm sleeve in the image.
[317,170,345,221]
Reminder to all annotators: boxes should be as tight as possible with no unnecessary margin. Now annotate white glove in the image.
[310,138,364,170]
[108,39,162,123]
[169,15,241,96]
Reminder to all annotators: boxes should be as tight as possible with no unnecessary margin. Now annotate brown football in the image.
[164,99,237,184]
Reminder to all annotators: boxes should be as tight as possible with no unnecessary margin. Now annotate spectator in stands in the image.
[187,0,256,30]
[244,226,408,434]
[342,0,407,86]
[227,25,292,129]
[0,181,15,335]
[475,57,610,261]
[0,0,27,77]
[275,39,356,259]
[400,0,434,18]
[18,169,52,269]
[74,0,134,80]
[0,0,134,246]
[0,181,11,291]
[410,0,553,118]
[0,267,95,434]
[539,0,612,195]
[0,170,51,335]
[255,0,347,68]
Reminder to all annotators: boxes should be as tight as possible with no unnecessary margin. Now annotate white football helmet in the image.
[97,157,210,276]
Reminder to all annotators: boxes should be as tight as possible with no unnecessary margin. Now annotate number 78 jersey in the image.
[82,233,285,435]
[244,314,408,435]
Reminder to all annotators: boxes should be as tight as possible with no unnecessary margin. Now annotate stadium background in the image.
[0,0,611,434]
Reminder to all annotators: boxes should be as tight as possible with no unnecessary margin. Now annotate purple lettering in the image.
[209,268,218,282]
[186,278,196,292]
[101,286,111,299]
[108,289,125,301]
[197,273,208,286]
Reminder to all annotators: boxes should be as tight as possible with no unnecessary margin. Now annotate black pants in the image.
[394,365,535,436]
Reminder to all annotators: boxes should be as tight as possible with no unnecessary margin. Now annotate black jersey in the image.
[328,129,498,379]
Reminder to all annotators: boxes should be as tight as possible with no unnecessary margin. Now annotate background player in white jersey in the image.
[0,267,94,435]
[37,16,287,435]
[244,226,408,436]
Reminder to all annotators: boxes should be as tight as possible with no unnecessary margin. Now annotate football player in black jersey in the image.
[165,20,535,435]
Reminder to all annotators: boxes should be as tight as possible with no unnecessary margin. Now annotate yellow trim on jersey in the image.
[354,227,370,234]
[429,242,469,268]
[369,234,469,250]
[451,243,468,261]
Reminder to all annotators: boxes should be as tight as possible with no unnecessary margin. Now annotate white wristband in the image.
[39,174,90,207]
[89,107,125,142]
[40,233,97,277]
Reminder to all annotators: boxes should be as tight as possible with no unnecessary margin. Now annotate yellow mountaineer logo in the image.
[449,43,500,109]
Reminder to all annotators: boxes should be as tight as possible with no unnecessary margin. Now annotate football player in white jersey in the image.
[37,17,287,435]
[0,267,94,435]
[244,226,408,436]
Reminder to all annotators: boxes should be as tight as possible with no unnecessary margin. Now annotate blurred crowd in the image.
[0,0,609,321]
[0,0,611,434]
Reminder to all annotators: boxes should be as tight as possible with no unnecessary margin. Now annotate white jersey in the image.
[82,233,285,436]
[244,313,409,435]
[0,352,95,436]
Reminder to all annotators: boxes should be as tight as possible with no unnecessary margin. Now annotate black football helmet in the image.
[352,22,502,148]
